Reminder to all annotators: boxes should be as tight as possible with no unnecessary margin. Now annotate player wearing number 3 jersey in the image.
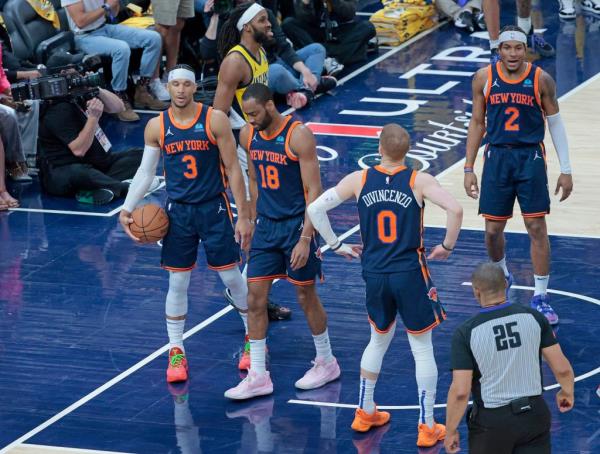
[119,65,253,384]
[464,26,574,325]
[308,124,463,447]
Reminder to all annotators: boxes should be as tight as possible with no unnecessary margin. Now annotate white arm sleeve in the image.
[122,145,160,213]
[307,187,344,247]
[546,112,571,174]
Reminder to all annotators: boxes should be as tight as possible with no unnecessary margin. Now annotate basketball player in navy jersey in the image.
[119,65,253,383]
[464,26,574,325]
[224,83,340,400]
[308,124,463,448]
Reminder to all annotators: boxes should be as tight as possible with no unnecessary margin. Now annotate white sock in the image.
[518,16,532,34]
[313,329,334,362]
[534,274,549,296]
[494,256,510,278]
[218,268,248,334]
[166,271,190,351]
[359,377,377,414]
[408,331,438,428]
[167,318,185,351]
[490,38,500,50]
[250,338,267,373]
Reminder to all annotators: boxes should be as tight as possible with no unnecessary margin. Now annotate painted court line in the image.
[12,445,134,454]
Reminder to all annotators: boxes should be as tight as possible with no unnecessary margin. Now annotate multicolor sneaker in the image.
[295,357,341,390]
[528,30,555,57]
[238,335,251,370]
[351,407,391,432]
[530,294,559,325]
[224,370,274,400]
[417,422,446,447]
[167,347,189,383]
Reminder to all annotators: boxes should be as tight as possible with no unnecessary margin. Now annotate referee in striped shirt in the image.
[445,263,574,454]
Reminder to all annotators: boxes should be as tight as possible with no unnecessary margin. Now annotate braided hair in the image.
[217,2,256,60]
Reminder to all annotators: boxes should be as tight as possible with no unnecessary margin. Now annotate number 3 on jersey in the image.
[377,210,397,243]
[182,154,198,179]
[504,107,520,131]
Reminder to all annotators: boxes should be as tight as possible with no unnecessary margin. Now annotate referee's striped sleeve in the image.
[450,326,474,370]
[533,310,559,348]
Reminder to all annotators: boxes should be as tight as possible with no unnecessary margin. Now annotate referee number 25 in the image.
[493,321,522,351]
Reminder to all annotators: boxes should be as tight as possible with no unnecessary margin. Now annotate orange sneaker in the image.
[417,422,446,447]
[166,347,188,383]
[351,407,390,432]
[238,336,250,370]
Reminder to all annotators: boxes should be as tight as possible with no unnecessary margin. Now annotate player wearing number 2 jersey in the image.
[464,26,574,325]
[119,65,253,384]
[308,124,462,447]
[224,83,341,400]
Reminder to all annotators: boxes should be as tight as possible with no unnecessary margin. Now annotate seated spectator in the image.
[0,133,19,210]
[435,0,485,33]
[203,0,336,109]
[38,85,156,205]
[282,0,376,67]
[152,0,195,71]
[62,0,169,122]
[0,43,30,182]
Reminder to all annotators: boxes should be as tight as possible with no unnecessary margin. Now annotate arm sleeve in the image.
[122,145,160,212]
[533,311,559,348]
[306,187,344,247]
[450,326,475,370]
[546,112,571,174]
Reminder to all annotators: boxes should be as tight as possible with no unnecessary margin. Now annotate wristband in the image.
[300,235,312,241]
[330,241,342,251]
[464,166,474,173]
[441,242,454,252]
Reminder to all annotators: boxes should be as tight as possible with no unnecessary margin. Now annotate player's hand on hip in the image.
[555,173,573,202]
[119,210,140,242]
[290,239,310,271]
[427,244,452,260]
[235,218,253,253]
[444,430,461,453]
[556,389,574,413]
[464,173,479,199]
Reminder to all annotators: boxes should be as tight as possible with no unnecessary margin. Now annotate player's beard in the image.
[255,111,272,131]
[252,26,270,45]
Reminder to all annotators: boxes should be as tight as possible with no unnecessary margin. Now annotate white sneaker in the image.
[582,0,600,15]
[323,57,344,77]
[558,0,576,19]
[150,78,170,101]
[295,357,341,390]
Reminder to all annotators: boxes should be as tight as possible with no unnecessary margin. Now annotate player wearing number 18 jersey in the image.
[464,26,574,325]
[119,65,253,384]
[308,124,462,447]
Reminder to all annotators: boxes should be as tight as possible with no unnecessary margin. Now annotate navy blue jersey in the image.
[247,116,306,219]
[358,166,424,274]
[160,103,226,203]
[485,62,545,146]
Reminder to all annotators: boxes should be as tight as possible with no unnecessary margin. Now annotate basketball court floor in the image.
[1,2,599,453]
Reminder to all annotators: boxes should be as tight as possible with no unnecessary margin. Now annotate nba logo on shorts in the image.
[427,287,438,302]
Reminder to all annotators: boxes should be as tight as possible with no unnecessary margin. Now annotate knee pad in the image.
[360,322,396,374]
[166,271,190,317]
[218,267,248,311]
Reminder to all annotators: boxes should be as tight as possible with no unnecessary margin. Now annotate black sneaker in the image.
[316,76,337,94]
[75,188,115,205]
[528,30,555,58]
[474,12,486,30]
[455,10,474,32]
[224,288,292,321]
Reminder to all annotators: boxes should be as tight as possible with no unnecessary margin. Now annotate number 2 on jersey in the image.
[182,154,198,179]
[504,107,520,131]
[377,210,397,243]
[258,164,280,190]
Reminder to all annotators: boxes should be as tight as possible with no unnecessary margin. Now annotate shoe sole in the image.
[224,386,274,400]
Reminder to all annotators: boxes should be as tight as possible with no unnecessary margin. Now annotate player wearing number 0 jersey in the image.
[308,124,463,448]
[464,26,574,326]
[224,83,340,401]
[119,65,253,385]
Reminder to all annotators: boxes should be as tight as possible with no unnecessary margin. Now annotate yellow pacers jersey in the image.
[226,44,269,119]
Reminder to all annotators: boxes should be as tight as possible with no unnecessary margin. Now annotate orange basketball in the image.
[130,203,169,243]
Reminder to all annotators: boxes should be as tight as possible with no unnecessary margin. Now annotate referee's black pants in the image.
[468,396,551,454]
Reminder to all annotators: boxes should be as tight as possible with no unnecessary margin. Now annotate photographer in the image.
[38,87,145,205]
[282,0,375,66]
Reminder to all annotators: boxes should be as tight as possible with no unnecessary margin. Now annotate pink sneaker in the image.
[295,357,341,390]
[224,370,274,400]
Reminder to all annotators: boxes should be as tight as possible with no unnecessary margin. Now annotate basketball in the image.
[130,204,169,243]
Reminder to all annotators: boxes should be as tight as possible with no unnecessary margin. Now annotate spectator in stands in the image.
[435,0,485,33]
[202,0,336,109]
[152,0,195,71]
[38,83,156,205]
[282,0,376,66]
[62,0,169,122]
[0,133,19,210]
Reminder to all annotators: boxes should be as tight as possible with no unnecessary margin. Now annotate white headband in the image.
[499,30,527,45]
[168,68,196,83]
[236,3,265,31]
